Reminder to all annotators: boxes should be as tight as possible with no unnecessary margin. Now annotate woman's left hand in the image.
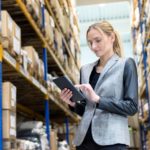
[75,84,100,103]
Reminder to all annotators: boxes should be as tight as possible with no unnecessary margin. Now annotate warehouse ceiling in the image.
[76,0,130,6]
[76,1,133,66]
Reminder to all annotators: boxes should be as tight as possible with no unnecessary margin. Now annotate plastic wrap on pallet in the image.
[18,121,43,130]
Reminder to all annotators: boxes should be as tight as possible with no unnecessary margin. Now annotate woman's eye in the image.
[96,39,101,43]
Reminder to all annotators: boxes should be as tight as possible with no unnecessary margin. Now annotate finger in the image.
[61,91,72,102]
[62,89,72,98]
[65,92,73,100]
[61,88,68,94]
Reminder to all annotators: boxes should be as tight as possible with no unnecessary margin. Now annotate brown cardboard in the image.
[44,9,54,44]
[50,130,58,150]
[3,110,16,139]
[12,36,21,55]
[39,59,44,79]
[22,46,39,72]
[1,11,13,39]
[13,22,21,41]
[128,113,139,129]
[2,82,16,110]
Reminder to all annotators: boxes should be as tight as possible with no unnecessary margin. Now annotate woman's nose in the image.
[91,42,97,50]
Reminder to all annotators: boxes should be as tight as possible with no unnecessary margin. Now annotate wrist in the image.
[95,95,100,103]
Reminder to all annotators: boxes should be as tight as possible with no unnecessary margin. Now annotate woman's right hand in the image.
[60,88,75,107]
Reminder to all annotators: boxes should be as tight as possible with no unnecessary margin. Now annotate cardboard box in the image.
[3,82,16,110]
[128,113,139,129]
[3,139,16,150]
[44,9,54,44]
[3,110,16,139]
[22,46,39,72]
[39,59,44,79]
[50,130,58,150]
[1,10,13,39]
[13,22,21,41]
[134,130,140,148]
[12,36,21,55]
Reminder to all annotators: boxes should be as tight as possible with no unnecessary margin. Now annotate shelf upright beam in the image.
[65,117,70,144]
[41,4,50,145]
[0,0,3,149]
[0,46,3,150]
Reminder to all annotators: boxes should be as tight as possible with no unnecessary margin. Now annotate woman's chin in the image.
[95,53,104,57]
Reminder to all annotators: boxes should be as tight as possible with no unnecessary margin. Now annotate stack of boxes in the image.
[44,9,55,45]
[22,46,44,80]
[2,82,17,149]
[25,0,44,30]
[1,11,21,60]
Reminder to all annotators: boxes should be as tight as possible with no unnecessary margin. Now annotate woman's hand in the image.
[60,88,75,107]
[75,84,100,103]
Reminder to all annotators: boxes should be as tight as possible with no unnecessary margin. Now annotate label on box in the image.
[13,37,21,55]
[8,16,13,32]
[11,85,16,107]
[50,16,55,28]
[35,7,39,16]
[23,54,28,72]
[10,114,16,128]
[15,25,21,40]
[10,128,16,137]
[3,141,10,149]
[4,51,16,67]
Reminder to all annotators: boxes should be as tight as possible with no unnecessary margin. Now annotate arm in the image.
[97,58,138,116]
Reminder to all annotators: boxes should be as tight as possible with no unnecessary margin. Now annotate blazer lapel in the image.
[94,54,119,91]
[83,60,99,83]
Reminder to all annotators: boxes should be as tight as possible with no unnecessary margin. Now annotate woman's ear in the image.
[111,32,115,43]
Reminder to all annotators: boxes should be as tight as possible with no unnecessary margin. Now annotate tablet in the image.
[53,76,85,102]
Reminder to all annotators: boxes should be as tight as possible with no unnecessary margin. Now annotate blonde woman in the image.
[60,21,138,150]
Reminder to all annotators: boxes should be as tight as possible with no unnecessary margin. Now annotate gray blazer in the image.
[73,54,138,146]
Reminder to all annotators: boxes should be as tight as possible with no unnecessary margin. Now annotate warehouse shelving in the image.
[45,0,80,70]
[132,0,150,149]
[0,0,80,148]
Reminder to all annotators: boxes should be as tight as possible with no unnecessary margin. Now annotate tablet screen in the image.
[53,76,85,102]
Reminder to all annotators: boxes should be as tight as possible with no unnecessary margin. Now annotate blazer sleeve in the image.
[69,67,86,116]
[97,58,138,116]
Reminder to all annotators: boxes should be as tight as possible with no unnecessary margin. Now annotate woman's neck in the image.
[99,51,115,67]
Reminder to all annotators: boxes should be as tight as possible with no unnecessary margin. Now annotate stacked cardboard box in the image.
[1,11,21,58]
[2,82,17,141]
[44,9,55,45]
[25,0,43,28]
[50,129,58,150]
[54,28,64,62]
[22,46,39,75]
[21,46,44,80]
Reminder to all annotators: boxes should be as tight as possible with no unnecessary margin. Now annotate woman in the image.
[60,21,138,150]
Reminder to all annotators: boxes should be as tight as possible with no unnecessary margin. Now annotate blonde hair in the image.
[86,21,124,57]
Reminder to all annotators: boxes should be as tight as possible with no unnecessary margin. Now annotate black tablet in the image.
[53,76,85,102]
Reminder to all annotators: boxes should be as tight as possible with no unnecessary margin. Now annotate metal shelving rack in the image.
[0,0,80,148]
[132,0,150,149]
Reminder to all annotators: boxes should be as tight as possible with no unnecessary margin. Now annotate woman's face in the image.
[87,28,115,57]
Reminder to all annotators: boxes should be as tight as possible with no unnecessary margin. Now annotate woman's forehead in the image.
[87,28,104,38]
